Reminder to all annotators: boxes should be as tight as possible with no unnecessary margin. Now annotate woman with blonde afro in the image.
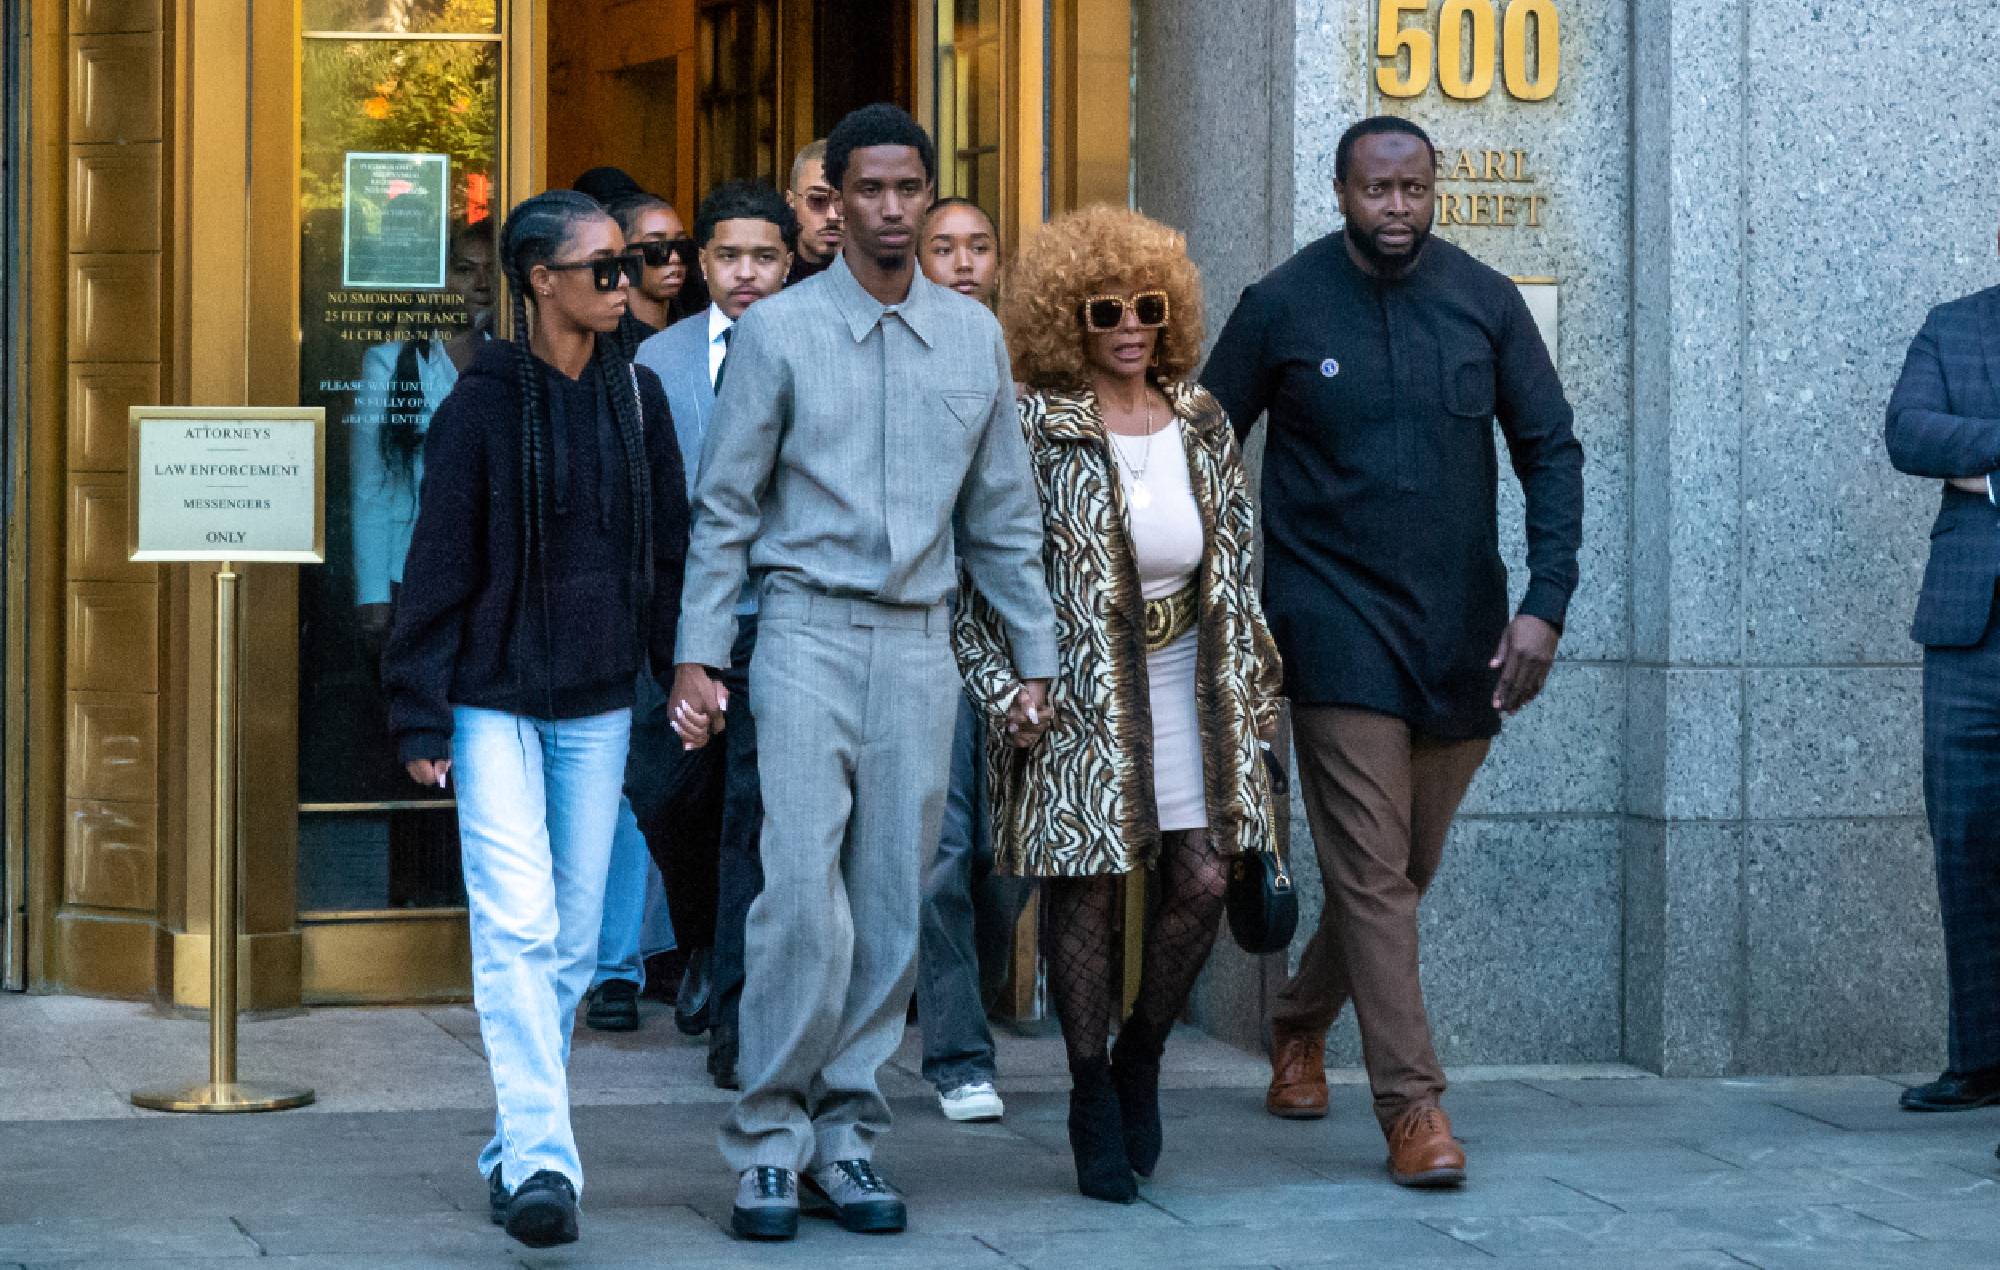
[955,205,1281,1201]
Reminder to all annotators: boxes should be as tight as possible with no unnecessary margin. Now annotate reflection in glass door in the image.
[696,0,780,191]
[932,0,1003,225]
[296,4,502,952]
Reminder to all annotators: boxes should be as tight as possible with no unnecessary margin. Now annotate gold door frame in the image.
[10,0,1127,1005]
[1,0,36,992]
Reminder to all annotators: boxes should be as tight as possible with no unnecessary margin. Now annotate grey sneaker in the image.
[731,1166,799,1241]
[804,1159,906,1234]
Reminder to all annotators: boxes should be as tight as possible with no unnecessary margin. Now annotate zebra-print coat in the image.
[954,381,1283,877]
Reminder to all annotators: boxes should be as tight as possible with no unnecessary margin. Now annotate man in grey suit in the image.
[634,180,797,1091]
[669,104,1058,1241]
[1885,221,2000,1116]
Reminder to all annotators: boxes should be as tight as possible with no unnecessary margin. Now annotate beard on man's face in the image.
[1344,217,1432,271]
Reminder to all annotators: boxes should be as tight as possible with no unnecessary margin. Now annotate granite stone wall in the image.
[1137,0,1997,1075]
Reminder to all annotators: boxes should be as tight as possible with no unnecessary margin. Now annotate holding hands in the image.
[404,757,452,789]
[670,663,731,750]
[1005,679,1056,748]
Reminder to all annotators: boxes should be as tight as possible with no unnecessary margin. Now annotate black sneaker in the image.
[486,1169,509,1226]
[502,1170,579,1248]
[584,979,640,1032]
[804,1159,906,1234]
[731,1166,799,1240]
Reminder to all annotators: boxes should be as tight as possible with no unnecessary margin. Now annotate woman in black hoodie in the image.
[382,189,687,1248]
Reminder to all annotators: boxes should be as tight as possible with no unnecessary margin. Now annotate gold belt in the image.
[1143,580,1199,653]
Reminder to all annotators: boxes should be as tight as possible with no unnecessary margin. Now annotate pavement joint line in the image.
[225,1215,265,1257]
[1840,1201,1927,1241]
[1943,1160,2000,1185]
[1840,1203,1938,1242]
[1511,1079,1586,1106]
[1546,1174,1623,1212]
[1415,1212,1504,1258]
[419,1007,487,1059]
[1682,1141,1752,1170]
[1766,1101,1852,1131]
[971,1232,1031,1267]
[1135,1193,1192,1226]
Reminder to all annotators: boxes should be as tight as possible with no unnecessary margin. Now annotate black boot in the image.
[1068,1057,1138,1204]
[1111,1014,1168,1178]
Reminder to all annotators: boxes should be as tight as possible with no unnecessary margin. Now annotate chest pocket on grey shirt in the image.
[941,390,991,430]
[1444,353,1496,420]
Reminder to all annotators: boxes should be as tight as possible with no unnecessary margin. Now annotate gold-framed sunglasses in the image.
[1079,290,1170,333]
[544,252,644,292]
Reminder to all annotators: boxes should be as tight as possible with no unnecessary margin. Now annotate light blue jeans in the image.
[590,797,675,990]
[453,705,632,1194]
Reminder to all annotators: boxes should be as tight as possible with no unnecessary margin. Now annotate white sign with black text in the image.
[130,408,326,563]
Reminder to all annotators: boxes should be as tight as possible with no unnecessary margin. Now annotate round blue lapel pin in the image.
[1320,358,1340,378]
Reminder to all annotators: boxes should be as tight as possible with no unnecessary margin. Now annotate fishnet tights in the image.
[1043,830,1231,1067]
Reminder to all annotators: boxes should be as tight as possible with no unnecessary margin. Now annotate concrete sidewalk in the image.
[2,994,1998,1268]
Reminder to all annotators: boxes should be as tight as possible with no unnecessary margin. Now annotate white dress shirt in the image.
[708,305,736,389]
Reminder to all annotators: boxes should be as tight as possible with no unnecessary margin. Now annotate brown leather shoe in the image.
[1265,1023,1329,1119]
[1386,1104,1466,1188]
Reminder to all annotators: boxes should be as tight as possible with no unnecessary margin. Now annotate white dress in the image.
[1109,419,1208,831]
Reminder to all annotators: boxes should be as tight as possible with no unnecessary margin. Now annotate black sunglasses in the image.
[544,253,644,292]
[634,238,697,267]
[1079,290,1170,333]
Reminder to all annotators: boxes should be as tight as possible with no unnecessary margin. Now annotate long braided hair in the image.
[496,191,655,637]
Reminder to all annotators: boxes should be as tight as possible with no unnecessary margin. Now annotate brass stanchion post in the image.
[133,564,313,1113]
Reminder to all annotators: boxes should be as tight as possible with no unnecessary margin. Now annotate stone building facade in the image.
[6,0,1993,1078]
[1146,0,2000,1075]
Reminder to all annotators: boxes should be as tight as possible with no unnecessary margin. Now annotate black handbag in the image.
[1226,745,1298,956]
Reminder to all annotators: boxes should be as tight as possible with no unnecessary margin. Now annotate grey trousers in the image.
[720,589,960,1173]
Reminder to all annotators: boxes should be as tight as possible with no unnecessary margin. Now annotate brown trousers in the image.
[1270,706,1490,1131]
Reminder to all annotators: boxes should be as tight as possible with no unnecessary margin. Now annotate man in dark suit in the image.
[633,180,796,1089]
[1885,229,2000,1113]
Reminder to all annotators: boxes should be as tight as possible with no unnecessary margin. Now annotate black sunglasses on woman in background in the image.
[544,252,645,292]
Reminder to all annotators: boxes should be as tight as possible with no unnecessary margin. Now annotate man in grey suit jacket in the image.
[632,181,797,1091]
[1885,224,2000,1115]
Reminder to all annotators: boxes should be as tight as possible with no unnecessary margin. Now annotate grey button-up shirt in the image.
[675,252,1059,679]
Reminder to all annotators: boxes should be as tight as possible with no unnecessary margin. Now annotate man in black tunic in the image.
[1202,116,1583,1189]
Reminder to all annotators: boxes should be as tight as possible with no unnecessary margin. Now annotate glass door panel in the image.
[933,0,1003,224]
[304,0,499,35]
[697,0,780,190]
[297,16,503,918]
